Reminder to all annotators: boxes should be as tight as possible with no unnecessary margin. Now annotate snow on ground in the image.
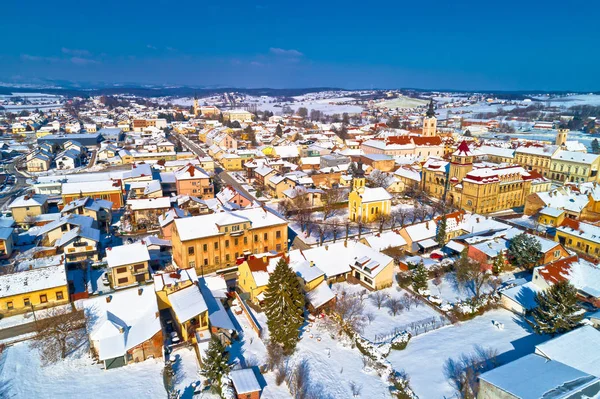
[427,272,517,306]
[229,299,392,399]
[0,341,166,399]
[373,96,428,109]
[333,282,445,342]
[0,303,72,330]
[387,309,550,399]
[170,347,218,399]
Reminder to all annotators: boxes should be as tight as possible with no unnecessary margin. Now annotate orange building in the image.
[174,164,214,198]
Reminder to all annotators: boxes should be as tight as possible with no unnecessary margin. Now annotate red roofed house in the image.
[174,164,214,198]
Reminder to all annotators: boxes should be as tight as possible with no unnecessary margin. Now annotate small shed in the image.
[500,282,542,315]
[230,368,261,399]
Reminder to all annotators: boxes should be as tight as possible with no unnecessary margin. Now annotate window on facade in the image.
[225,240,229,248]
[204,258,208,266]
[116,267,127,274]
[234,238,238,246]
[24,298,30,306]
[56,291,64,300]
[276,244,282,251]
[224,226,228,232]
[276,230,281,239]
[215,256,220,264]
[40,294,48,303]
[7,301,13,310]
[225,254,230,261]
[188,246,194,255]
[203,244,208,251]
[244,237,248,245]
[254,235,258,242]
[232,225,240,232]
[264,233,268,240]
[118,277,128,284]
[189,260,196,268]
[214,242,219,249]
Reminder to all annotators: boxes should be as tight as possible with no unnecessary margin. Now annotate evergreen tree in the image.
[436,215,447,246]
[200,337,231,393]
[507,233,542,270]
[275,124,283,137]
[412,261,428,293]
[263,258,305,354]
[592,139,600,155]
[492,252,505,275]
[529,281,584,336]
[388,117,400,129]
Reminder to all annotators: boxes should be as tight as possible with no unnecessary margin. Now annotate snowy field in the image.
[229,299,392,399]
[373,96,429,109]
[332,282,445,342]
[387,309,549,398]
[0,341,166,399]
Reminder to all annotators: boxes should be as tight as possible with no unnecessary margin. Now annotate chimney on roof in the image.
[106,295,112,303]
[343,240,347,248]
[309,260,314,267]
[138,288,143,296]
[476,217,480,223]
[325,245,329,251]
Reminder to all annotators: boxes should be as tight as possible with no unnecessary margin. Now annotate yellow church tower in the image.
[422,100,437,137]
[449,141,474,181]
[193,93,200,117]
[556,127,568,147]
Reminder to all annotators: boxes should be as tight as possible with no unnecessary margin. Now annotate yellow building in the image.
[549,150,600,183]
[106,243,151,288]
[0,264,69,316]
[538,207,566,227]
[556,219,600,257]
[237,253,283,303]
[348,169,392,223]
[153,268,209,342]
[221,153,243,171]
[422,100,437,137]
[9,193,49,225]
[172,208,288,275]
[223,109,254,123]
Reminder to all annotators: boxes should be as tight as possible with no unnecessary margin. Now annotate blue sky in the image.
[2,0,598,90]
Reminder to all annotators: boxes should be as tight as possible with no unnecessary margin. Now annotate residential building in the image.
[174,164,213,198]
[61,180,124,209]
[9,193,49,225]
[555,219,600,256]
[171,208,288,274]
[0,264,69,316]
[106,243,152,288]
[84,286,162,369]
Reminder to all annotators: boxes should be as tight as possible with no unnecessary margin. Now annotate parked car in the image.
[170,331,180,344]
[101,272,110,286]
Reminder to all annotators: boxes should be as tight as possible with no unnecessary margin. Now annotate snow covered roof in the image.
[553,150,599,165]
[362,231,407,252]
[174,208,286,242]
[307,280,336,310]
[501,281,542,311]
[557,219,600,245]
[479,353,599,398]
[230,369,261,394]
[198,278,235,331]
[293,260,325,283]
[360,187,392,203]
[106,242,150,268]
[55,226,101,247]
[153,268,197,292]
[127,197,171,210]
[62,180,122,195]
[9,193,48,209]
[174,164,210,180]
[168,284,208,323]
[535,326,600,378]
[36,214,95,237]
[539,207,565,218]
[0,264,67,298]
[84,286,161,361]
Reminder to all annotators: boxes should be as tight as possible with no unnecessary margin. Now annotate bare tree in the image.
[31,307,86,365]
[444,346,499,399]
[371,291,387,309]
[376,212,392,233]
[315,220,328,246]
[365,312,376,325]
[322,187,345,220]
[455,250,490,299]
[266,340,285,372]
[330,219,341,243]
[400,293,414,311]
[390,208,407,228]
[368,170,390,188]
[386,297,404,316]
[332,290,366,334]
[414,205,429,223]
[349,381,363,398]
[288,359,311,399]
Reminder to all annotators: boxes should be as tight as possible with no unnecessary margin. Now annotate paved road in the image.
[0,320,36,341]
[172,131,258,201]
[0,157,29,210]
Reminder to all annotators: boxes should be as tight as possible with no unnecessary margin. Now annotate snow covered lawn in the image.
[0,303,72,330]
[333,282,445,342]
[387,309,549,398]
[229,301,392,399]
[0,341,166,398]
